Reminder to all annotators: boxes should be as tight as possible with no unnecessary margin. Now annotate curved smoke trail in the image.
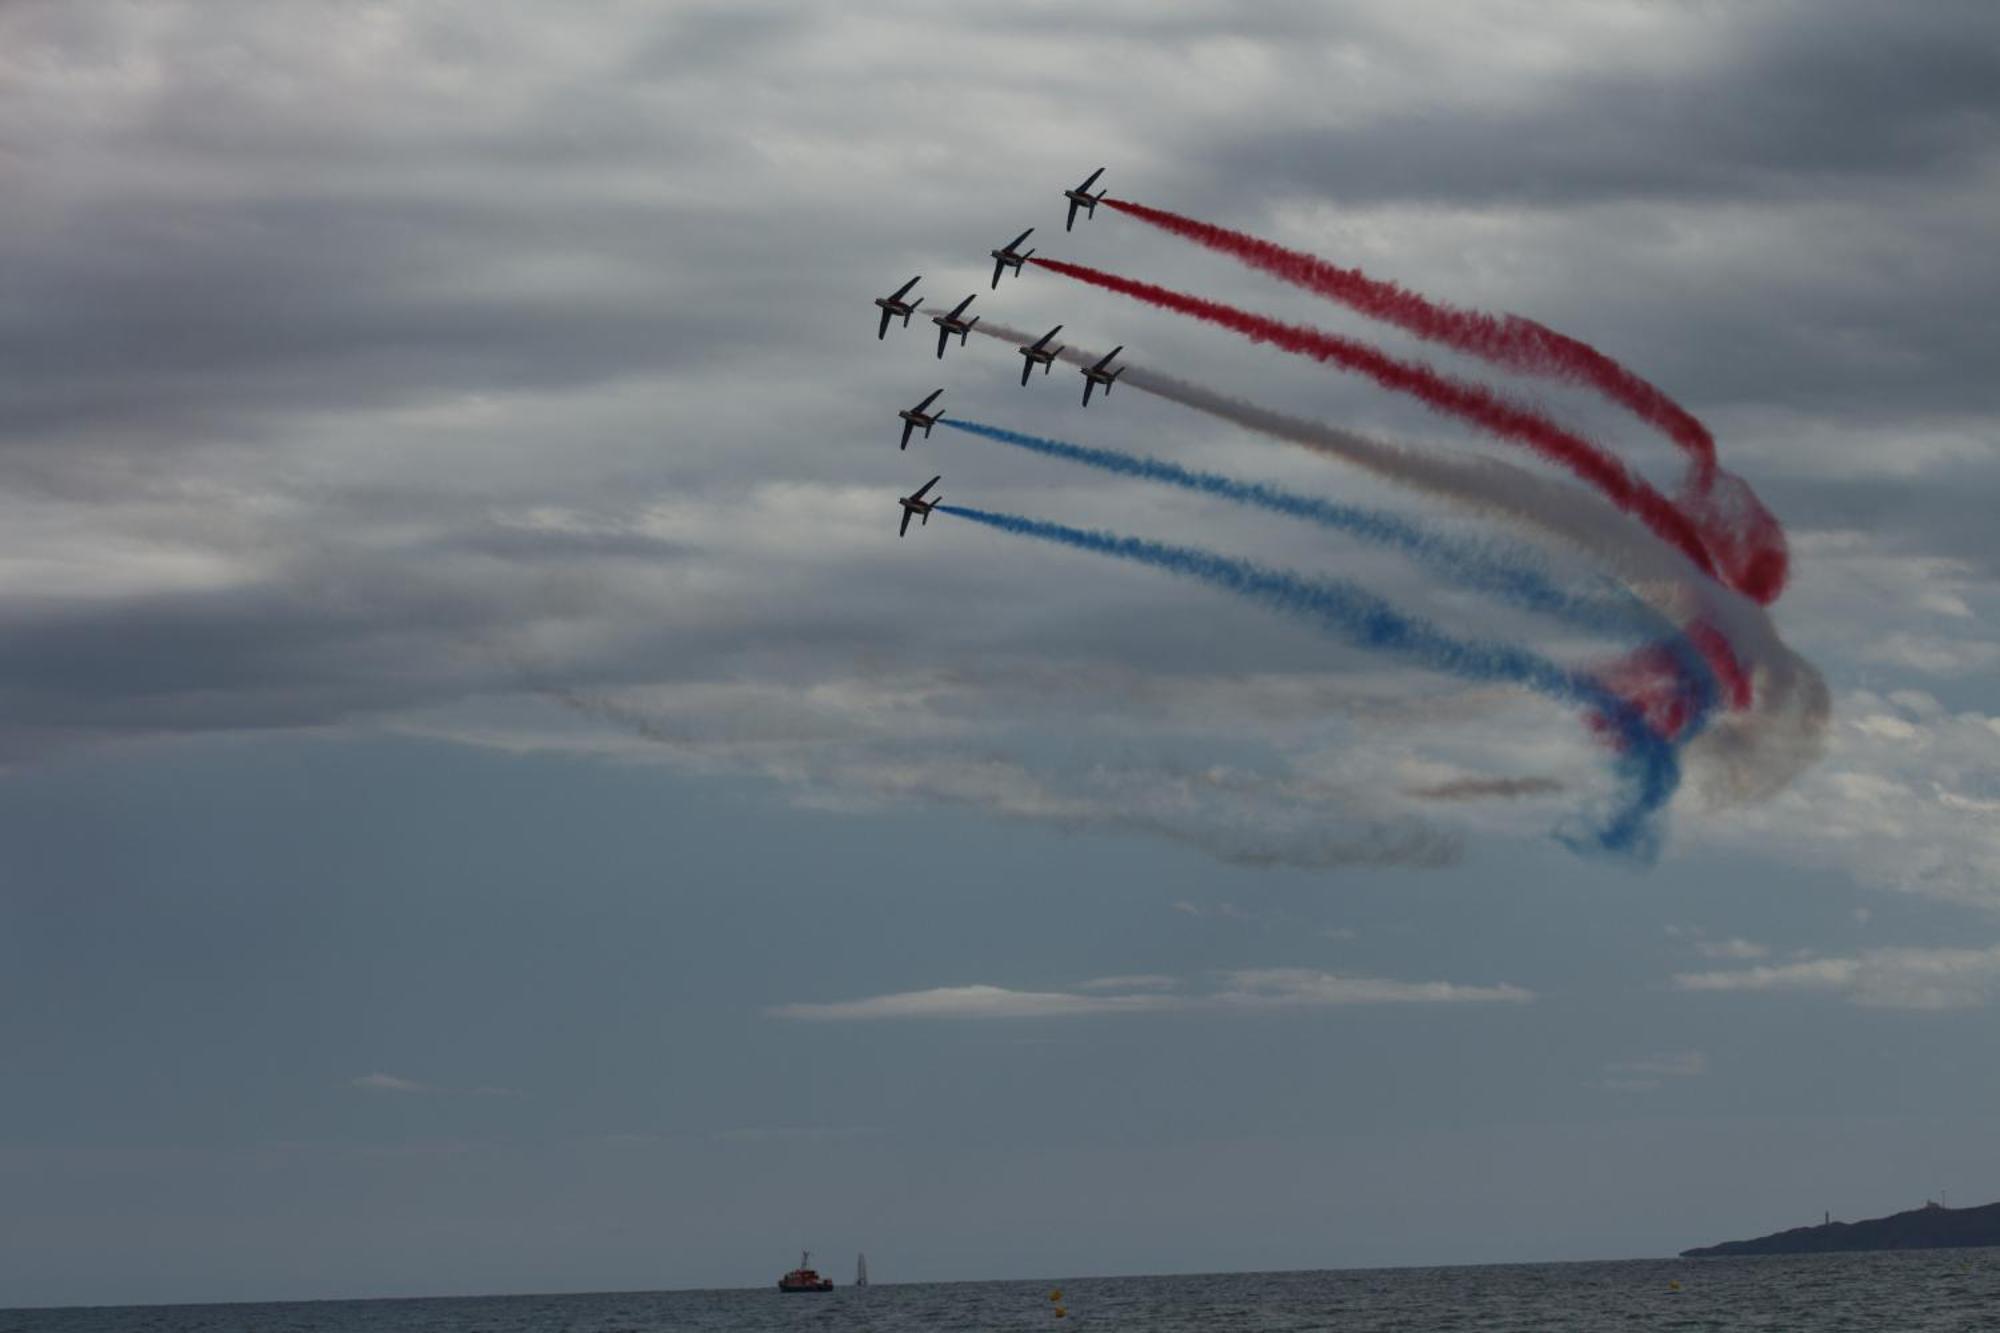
[937,503,1678,858]
[938,415,1717,733]
[1024,256,1791,606]
[937,315,1827,800]
[1099,197,1790,602]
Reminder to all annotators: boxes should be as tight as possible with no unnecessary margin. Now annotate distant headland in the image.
[1682,1199,2000,1258]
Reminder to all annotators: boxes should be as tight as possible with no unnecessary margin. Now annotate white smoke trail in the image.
[945,315,1827,802]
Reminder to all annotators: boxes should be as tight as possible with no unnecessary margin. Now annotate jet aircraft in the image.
[1063,168,1107,231]
[1080,345,1125,406]
[1017,325,1065,385]
[898,475,942,536]
[898,389,946,450]
[989,228,1035,288]
[874,276,922,339]
[931,294,979,359]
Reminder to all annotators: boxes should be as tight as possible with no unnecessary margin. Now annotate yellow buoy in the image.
[1049,1289,1063,1301]
[1669,1280,1682,1291]
[1053,1309,1067,1319]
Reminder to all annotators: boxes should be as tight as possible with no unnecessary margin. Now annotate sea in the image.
[7,1250,1998,1332]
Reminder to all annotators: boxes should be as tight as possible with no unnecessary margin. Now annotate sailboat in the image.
[856,1252,869,1288]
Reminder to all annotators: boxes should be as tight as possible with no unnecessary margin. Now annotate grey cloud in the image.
[1203,1,2000,208]
[0,0,1989,878]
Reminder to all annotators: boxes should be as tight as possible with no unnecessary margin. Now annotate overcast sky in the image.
[3,0,1998,1310]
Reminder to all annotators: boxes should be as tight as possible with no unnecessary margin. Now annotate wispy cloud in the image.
[1664,926,1773,961]
[769,985,1176,1022]
[348,1072,520,1097]
[544,682,1466,874]
[1674,944,2000,1009]
[1693,937,1769,960]
[711,1126,883,1144]
[771,970,1532,1021]
[1600,1049,1709,1092]
[350,1072,433,1094]
[1210,968,1534,1008]
[1172,900,1251,920]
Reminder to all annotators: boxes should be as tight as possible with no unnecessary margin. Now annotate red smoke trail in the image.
[1099,199,1790,602]
[1031,255,1749,599]
[1597,618,1753,742]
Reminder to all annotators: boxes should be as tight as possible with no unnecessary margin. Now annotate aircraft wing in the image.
[889,275,920,301]
[1007,227,1033,250]
[990,257,1005,289]
[949,294,975,318]
[1033,325,1063,349]
[900,508,913,537]
[1065,198,1082,232]
[915,389,942,411]
[900,420,915,450]
[878,308,892,339]
[934,325,949,359]
[1076,167,1105,192]
[912,476,940,500]
[1020,356,1033,387]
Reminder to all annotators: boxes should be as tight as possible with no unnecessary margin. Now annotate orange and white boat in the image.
[777,1250,833,1293]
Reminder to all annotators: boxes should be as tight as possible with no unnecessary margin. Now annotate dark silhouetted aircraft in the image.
[1017,325,1065,385]
[989,228,1035,288]
[874,276,921,339]
[1064,168,1106,231]
[898,389,946,449]
[898,475,942,536]
[1080,345,1124,406]
[932,294,979,359]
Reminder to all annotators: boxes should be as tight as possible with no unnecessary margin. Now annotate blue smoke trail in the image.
[937,504,1678,859]
[941,417,1717,737]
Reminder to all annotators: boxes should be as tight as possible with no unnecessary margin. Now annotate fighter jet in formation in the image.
[989,228,1035,288]
[1064,168,1107,231]
[898,475,942,536]
[931,294,980,359]
[897,389,946,449]
[1079,345,1125,406]
[874,276,922,339]
[1017,325,1065,385]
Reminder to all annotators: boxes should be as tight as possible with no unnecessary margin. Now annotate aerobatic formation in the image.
[868,170,1823,860]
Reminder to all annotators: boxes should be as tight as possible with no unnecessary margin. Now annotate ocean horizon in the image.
[8,1249,1998,1331]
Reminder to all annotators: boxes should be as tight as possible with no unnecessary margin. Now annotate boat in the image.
[856,1252,868,1288]
[777,1250,834,1292]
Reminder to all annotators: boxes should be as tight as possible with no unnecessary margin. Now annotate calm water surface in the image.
[8,1250,1999,1332]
